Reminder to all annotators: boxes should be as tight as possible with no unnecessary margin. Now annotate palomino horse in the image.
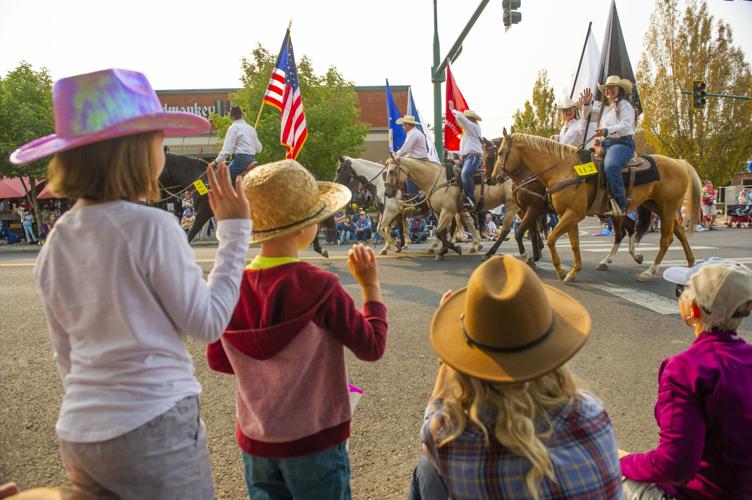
[384,157,520,260]
[334,156,407,255]
[483,136,644,268]
[493,130,701,282]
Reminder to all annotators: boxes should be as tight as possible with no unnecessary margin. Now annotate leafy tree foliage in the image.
[0,62,54,225]
[637,0,752,185]
[512,70,557,138]
[212,45,368,180]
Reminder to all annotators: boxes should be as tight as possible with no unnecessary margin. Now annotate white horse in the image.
[335,156,411,255]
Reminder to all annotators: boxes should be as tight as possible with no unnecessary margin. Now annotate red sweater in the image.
[206,262,387,458]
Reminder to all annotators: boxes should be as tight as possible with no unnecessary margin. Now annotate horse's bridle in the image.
[383,160,409,199]
[497,136,582,191]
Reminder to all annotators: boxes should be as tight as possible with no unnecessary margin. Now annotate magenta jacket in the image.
[620,330,752,498]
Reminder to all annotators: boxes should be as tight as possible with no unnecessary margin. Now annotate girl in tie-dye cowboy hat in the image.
[9,69,252,499]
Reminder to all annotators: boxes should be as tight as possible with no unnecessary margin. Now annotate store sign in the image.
[161,102,227,119]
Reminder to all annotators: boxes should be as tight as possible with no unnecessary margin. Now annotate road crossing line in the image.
[587,282,679,315]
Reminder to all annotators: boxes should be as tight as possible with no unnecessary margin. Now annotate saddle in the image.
[587,151,660,215]
[446,161,487,212]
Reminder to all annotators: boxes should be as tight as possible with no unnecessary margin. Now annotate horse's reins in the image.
[155,157,211,204]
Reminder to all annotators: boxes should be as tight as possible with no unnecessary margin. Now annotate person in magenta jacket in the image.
[621,258,752,499]
[206,160,388,500]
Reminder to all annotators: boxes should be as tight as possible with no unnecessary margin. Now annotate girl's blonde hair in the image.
[433,366,577,500]
[47,132,162,202]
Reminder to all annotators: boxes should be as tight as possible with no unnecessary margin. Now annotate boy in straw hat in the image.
[409,256,623,500]
[206,159,388,499]
[621,259,752,499]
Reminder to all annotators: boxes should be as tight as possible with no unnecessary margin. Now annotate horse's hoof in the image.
[638,271,652,282]
[435,254,445,261]
[596,263,608,271]
[453,246,463,256]
[563,273,576,283]
[426,248,435,255]
[321,250,329,259]
[477,244,483,252]
[636,254,644,265]
[526,257,536,268]
[379,249,387,256]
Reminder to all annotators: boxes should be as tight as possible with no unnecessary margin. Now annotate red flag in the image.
[443,63,469,152]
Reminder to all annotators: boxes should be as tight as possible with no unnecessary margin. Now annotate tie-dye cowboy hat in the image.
[10,69,210,165]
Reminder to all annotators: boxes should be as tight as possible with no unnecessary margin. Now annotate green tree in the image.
[512,70,557,138]
[0,62,54,228]
[637,0,752,185]
[211,45,368,180]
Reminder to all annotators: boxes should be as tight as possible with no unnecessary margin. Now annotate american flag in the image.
[263,31,308,160]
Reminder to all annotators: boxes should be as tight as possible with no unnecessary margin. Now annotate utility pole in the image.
[431,0,491,161]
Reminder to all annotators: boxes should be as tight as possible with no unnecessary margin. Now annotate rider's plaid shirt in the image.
[421,393,624,499]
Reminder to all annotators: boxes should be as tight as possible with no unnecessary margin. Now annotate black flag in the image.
[597,0,642,116]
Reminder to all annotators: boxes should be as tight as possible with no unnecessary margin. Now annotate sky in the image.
[2,0,751,139]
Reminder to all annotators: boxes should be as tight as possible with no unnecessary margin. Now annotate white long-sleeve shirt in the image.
[395,127,429,159]
[582,99,635,138]
[34,201,251,443]
[451,110,483,157]
[215,119,263,162]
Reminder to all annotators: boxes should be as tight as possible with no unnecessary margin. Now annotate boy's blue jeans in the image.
[242,443,351,500]
[602,136,636,211]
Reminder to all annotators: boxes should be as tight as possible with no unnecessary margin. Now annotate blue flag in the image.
[407,87,439,162]
[386,79,406,152]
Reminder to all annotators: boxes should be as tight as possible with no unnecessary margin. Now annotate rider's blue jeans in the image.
[602,136,635,211]
[229,154,255,184]
[461,155,482,202]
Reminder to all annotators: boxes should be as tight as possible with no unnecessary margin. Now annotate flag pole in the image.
[570,22,592,99]
[255,21,293,128]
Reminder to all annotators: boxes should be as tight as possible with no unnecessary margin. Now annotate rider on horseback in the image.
[210,106,263,184]
[448,101,483,210]
[394,115,428,201]
[579,75,637,217]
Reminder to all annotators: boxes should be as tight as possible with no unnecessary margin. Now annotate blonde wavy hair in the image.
[432,366,577,500]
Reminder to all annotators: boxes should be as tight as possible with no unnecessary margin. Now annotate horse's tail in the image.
[635,205,653,243]
[681,159,702,237]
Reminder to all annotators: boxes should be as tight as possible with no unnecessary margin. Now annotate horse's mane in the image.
[512,133,577,160]
[397,157,441,168]
[346,156,384,174]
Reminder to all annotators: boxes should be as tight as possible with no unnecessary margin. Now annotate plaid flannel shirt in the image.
[422,392,624,499]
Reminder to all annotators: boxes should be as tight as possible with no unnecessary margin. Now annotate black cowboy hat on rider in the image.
[579,75,637,216]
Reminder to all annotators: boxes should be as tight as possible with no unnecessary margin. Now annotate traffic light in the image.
[693,80,707,110]
[503,0,521,28]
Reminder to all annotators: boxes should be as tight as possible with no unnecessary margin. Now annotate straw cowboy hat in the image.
[10,69,209,165]
[463,110,482,121]
[430,256,591,383]
[243,159,351,244]
[597,75,634,95]
[556,97,578,110]
[396,115,418,125]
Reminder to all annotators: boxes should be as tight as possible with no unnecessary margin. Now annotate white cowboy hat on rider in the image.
[396,115,418,125]
[556,97,578,110]
[463,110,482,121]
[597,75,633,95]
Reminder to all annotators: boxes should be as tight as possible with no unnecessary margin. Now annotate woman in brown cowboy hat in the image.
[579,75,637,216]
[408,256,623,500]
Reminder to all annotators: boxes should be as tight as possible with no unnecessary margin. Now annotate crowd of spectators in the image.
[0,198,70,245]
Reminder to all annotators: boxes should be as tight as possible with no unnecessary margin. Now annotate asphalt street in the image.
[1,219,750,498]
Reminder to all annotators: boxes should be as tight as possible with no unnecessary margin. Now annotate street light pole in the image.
[431,0,491,161]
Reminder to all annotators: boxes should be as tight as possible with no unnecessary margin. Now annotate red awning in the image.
[0,178,28,199]
[37,183,55,199]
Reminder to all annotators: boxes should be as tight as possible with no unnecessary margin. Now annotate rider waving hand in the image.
[449,100,484,210]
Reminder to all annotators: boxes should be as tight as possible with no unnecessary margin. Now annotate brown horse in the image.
[493,130,701,282]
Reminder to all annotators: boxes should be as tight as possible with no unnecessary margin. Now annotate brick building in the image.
[156,85,409,162]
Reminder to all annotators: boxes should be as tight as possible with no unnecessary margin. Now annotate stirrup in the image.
[603,199,624,218]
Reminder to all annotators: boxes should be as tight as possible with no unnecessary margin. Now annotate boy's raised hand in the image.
[347,243,379,288]
[207,162,251,221]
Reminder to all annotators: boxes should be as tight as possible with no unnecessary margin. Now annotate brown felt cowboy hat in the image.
[597,75,633,95]
[430,256,591,383]
[242,159,351,244]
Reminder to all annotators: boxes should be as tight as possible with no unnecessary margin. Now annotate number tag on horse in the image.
[193,179,208,196]
[574,162,597,177]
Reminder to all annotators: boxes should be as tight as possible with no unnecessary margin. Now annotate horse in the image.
[334,156,408,255]
[160,153,213,243]
[481,136,644,269]
[493,130,701,282]
[384,157,520,260]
